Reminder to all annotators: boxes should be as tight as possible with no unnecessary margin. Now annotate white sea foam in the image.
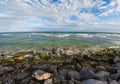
[75,34,93,38]
[51,34,70,38]
[2,34,12,36]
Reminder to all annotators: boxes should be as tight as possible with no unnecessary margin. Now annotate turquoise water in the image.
[0,32,120,50]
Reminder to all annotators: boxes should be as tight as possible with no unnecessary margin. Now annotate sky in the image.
[0,0,120,32]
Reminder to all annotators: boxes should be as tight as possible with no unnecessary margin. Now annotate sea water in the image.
[0,32,120,51]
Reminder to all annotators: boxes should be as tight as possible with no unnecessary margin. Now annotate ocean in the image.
[0,32,120,51]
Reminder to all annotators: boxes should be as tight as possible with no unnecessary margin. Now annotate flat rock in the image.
[32,70,52,80]
[80,69,95,80]
[81,79,108,84]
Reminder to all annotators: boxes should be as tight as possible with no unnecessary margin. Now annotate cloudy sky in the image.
[0,0,120,32]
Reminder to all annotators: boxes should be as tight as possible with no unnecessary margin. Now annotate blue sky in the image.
[0,0,120,32]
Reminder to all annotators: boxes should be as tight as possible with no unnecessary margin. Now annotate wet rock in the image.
[109,80,119,84]
[44,78,53,84]
[80,69,95,80]
[81,79,108,84]
[67,70,81,80]
[16,72,29,80]
[32,70,52,80]
[95,71,110,81]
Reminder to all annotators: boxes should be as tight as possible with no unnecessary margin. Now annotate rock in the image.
[16,72,29,80]
[95,71,110,81]
[24,54,34,61]
[44,78,53,84]
[0,67,6,76]
[4,66,15,72]
[3,77,15,84]
[59,69,69,80]
[110,73,120,80]
[75,63,82,71]
[107,67,117,74]
[20,77,32,84]
[109,80,119,84]
[71,57,82,65]
[14,51,34,57]
[0,66,15,76]
[32,70,52,80]
[31,64,48,71]
[116,62,120,73]
[81,79,108,84]
[113,56,120,63]
[0,56,4,61]
[80,69,95,80]
[96,66,106,71]
[67,71,81,80]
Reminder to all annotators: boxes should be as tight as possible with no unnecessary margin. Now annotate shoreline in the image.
[0,47,120,83]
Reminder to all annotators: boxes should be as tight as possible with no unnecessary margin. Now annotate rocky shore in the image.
[0,47,120,84]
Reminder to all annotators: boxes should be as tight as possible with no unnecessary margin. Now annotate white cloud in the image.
[0,0,120,32]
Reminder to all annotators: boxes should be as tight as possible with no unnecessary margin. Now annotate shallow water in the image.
[0,32,120,51]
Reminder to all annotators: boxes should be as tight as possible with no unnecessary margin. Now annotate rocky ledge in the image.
[0,47,120,84]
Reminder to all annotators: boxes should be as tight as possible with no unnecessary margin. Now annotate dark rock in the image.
[16,72,29,80]
[80,69,95,80]
[67,80,75,84]
[4,66,15,72]
[109,80,119,84]
[20,77,32,84]
[0,67,5,76]
[44,78,53,84]
[116,62,120,73]
[58,69,69,80]
[67,71,81,80]
[75,63,82,71]
[81,79,108,84]
[71,57,82,65]
[107,67,117,74]
[110,73,120,81]
[31,64,48,71]
[95,71,110,81]
[0,66,15,76]
[3,77,15,84]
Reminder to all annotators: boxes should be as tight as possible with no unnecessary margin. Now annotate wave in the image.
[1,34,12,36]
[75,34,93,38]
